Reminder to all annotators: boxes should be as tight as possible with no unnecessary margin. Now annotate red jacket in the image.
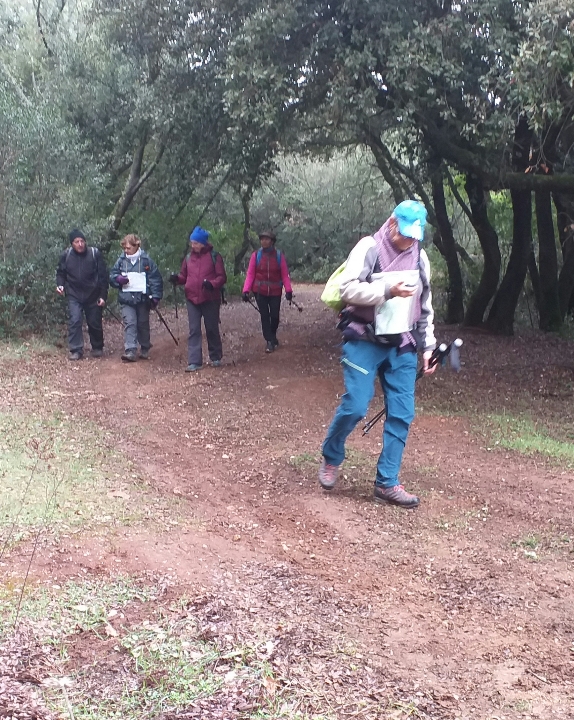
[176,244,227,304]
[242,248,293,297]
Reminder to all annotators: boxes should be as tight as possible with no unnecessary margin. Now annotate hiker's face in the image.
[190,241,205,254]
[389,218,417,252]
[124,244,138,256]
[260,236,274,249]
[71,237,86,253]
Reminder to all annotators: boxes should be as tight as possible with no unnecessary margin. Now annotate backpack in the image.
[210,249,227,304]
[256,248,282,267]
[320,262,347,311]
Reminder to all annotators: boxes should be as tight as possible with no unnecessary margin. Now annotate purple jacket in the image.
[175,244,227,305]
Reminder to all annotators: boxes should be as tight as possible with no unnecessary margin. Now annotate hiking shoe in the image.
[265,341,275,353]
[90,348,103,358]
[121,350,137,363]
[69,351,82,361]
[185,364,202,372]
[139,349,149,360]
[373,484,420,509]
[272,338,279,348]
[318,458,340,490]
[211,359,222,367]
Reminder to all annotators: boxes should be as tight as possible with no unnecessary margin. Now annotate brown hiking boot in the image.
[373,484,420,509]
[318,458,340,491]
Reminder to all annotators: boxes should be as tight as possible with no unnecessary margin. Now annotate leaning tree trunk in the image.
[431,170,464,323]
[233,187,257,275]
[485,190,532,335]
[463,173,501,326]
[104,131,165,253]
[535,189,562,331]
[554,192,574,317]
[485,116,533,335]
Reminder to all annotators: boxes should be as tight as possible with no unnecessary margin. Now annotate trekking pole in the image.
[149,296,179,346]
[362,339,463,436]
[247,297,261,314]
[289,297,304,312]
[105,305,123,325]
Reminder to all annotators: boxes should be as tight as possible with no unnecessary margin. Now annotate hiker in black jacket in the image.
[56,229,109,360]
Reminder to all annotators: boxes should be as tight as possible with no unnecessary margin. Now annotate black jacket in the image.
[56,246,109,303]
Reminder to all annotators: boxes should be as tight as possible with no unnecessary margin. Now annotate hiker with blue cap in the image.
[169,226,227,372]
[318,200,437,509]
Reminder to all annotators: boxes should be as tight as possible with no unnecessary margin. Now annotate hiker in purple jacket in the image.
[169,227,227,372]
[319,201,436,509]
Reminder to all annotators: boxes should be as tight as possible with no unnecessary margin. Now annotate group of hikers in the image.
[56,200,437,510]
[56,226,293,368]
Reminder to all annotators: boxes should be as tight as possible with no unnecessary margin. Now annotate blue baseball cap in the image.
[189,226,210,245]
[393,200,427,241]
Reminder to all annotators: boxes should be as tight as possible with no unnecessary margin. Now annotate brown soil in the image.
[2,285,574,719]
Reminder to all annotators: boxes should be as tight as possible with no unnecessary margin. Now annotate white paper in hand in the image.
[122,272,147,293]
[372,270,419,335]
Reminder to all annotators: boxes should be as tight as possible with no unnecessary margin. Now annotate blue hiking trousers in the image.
[322,339,417,488]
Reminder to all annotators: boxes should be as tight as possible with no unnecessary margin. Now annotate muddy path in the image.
[3,286,574,718]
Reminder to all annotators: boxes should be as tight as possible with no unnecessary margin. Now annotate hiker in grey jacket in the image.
[109,234,163,362]
[319,201,436,509]
[56,229,108,361]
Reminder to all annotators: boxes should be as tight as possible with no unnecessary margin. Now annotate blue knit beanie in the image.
[189,226,210,245]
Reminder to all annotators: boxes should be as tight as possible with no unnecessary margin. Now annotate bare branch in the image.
[34,0,54,57]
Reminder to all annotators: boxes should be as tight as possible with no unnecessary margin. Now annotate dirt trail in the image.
[4,286,574,718]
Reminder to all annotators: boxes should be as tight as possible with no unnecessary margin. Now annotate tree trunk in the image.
[485,116,533,335]
[554,193,574,317]
[233,189,257,275]
[105,131,165,253]
[363,132,407,206]
[527,247,541,309]
[431,171,464,323]
[535,189,562,330]
[463,173,501,326]
[485,189,532,334]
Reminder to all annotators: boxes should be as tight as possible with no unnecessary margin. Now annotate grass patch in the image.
[0,410,167,548]
[0,337,61,360]
[0,576,314,720]
[481,414,574,466]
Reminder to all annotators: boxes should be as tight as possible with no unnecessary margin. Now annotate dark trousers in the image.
[255,293,282,342]
[186,300,222,366]
[68,297,104,355]
[121,303,151,352]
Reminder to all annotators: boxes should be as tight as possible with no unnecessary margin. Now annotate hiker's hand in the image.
[116,275,129,286]
[285,291,293,302]
[242,292,250,302]
[169,273,179,284]
[56,286,65,296]
[390,282,416,298]
[97,298,106,307]
[150,298,159,308]
[203,279,214,291]
[422,350,436,376]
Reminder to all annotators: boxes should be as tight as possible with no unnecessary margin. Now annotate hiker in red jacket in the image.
[242,230,293,353]
[170,227,227,372]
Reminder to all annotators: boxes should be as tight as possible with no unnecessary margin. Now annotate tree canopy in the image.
[1,0,574,335]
